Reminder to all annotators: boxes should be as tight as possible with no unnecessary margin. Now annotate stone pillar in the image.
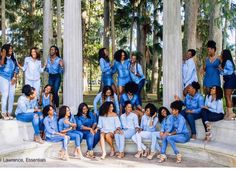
[163,0,182,108]
[63,0,83,114]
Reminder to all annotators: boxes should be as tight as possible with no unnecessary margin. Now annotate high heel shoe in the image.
[134,150,143,158]
[147,152,156,160]
[176,154,182,163]
[142,148,150,157]
[158,154,167,163]
[100,153,106,160]
[1,113,9,120]
[205,132,212,141]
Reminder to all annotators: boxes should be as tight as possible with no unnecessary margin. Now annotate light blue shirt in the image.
[160,116,172,133]
[15,95,34,115]
[58,115,76,132]
[45,56,64,74]
[97,116,121,133]
[182,58,198,88]
[44,115,59,138]
[42,93,51,108]
[120,93,140,108]
[93,92,119,114]
[140,114,158,132]
[183,92,204,113]
[76,112,97,130]
[22,57,44,80]
[166,114,189,135]
[129,63,145,84]
[205,95,224,114]
[113,59,131,85]
[220,60,235,76]
[29,98,38,109]
[120,112,139,130]
[0,57,18,81]
[100,58,113,75]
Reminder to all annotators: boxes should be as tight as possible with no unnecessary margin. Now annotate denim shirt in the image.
[97,115,121,133]
[22,57,44,81]
[100,58,113,75]
[140,114,158,132]
[93,92,120,114]
[75,112,97,130]
[15,95,34,115]
[45,56,64,74]
[205,95,224,114]
[42,93,51,108]
[129,63,145,84]
[166,114,189,135]
[0,57,18,81]
[58,115,77,132]
[184,92,205,114]
[120,93,140,108]
[120,112,139,130]
[182,58,198,88]
[220,60,235,76]
[160,116,172,133]
[113,59,131,79]
[44,115,59,138]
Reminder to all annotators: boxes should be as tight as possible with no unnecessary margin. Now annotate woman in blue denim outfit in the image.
[0,44,19,120]
[158,101,190,164]
[58,106,84,159]
[76,103,100,158]
[43,105,70,160]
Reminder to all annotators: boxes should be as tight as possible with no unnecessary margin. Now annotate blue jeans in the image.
[16,112,43,136]
[137,79,145,106]
[115,129,136,152]
[48,74,61,107]
[81,130,100,151]
[46,135,70,151]
[67,130,83,148]
[161,134,190,155]
[151,131,161,152]
[181,110,202,135]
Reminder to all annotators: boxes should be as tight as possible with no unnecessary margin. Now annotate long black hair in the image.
[145,103,157,117]
[221,49,235,70]
[102,86,114,102]
[99,101,116,116]
[50,45,60,57]
[1,44,17,66]
[98,48,110,63]
[58,105,71,121]
[158,106,170,123]
[114,49,129,62]
[42,105,55,118]
[77,103,91,119]
[208,86,223,101]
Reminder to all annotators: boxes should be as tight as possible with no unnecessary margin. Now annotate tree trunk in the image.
[209,0,222,55]
[151,0,158,94]
[43,0,53,85]
[163,0,182,107]
[110,0,115,57]
[57,0,62,53]
[130,3,135,55]
[103,0,110,52]
[183,0,200,53]
[1,0,6,44]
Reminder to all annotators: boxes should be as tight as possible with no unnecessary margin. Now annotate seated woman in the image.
[58,106,84,159]
[43,105,70,161]
[175,81,204,140]
[158,100,190,164]
[39,84,54,108]
[120,81,144,120]
[131,103,158,158]
[201,86,224,141]
[76,103,100,158]
[97,101,121,159]
[114,101,139,158]
[93,86,119,116]
[15,84,44,144]
[147,106,171,160]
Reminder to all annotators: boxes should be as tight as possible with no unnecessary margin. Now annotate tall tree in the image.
[110,0,115,56]
[1,0,6,44]
[103,0,110,51]
[57,0,62,52]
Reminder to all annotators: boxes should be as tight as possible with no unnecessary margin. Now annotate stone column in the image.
[63,0,83,114]
[163,0,182,108]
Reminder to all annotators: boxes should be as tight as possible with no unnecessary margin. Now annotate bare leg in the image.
[100,133,106,159]
[105,133,115,156]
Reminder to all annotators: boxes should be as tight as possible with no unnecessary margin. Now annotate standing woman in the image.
[0,44,19,120]
[76,103,100,158]
[202,40,221,94]
[129,53,145,105]
[113,49,131,96]
[97,101,121,159]
[201,86,224,141]
[58,106,84,159]
[43,105,70,160]
[93,86,119,116]
[45,45,64,107]
[219,49,236,120]
[18,47,45,99]
[98,48,116,93]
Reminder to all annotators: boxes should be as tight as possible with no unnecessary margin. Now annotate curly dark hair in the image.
[187,49,196,57]
[0,44,17,68]
[208,86,223,100]
[158,106,171,123]
[102,86,114,102]
[114,49,129,62]
[124,81,138,94]
[170,100,183,113]
[99,101,116,116]
[22,84,33,97]
[77,103,91,119]
[42,105,55,118]
[58,105,71,121]
[145,103,157,117]
[190,81,200,92]
[221,49,235,70]
[207,40,216,51]
[124,101,134,110]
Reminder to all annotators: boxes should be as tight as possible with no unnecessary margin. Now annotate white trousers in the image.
[132,131,152,151]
